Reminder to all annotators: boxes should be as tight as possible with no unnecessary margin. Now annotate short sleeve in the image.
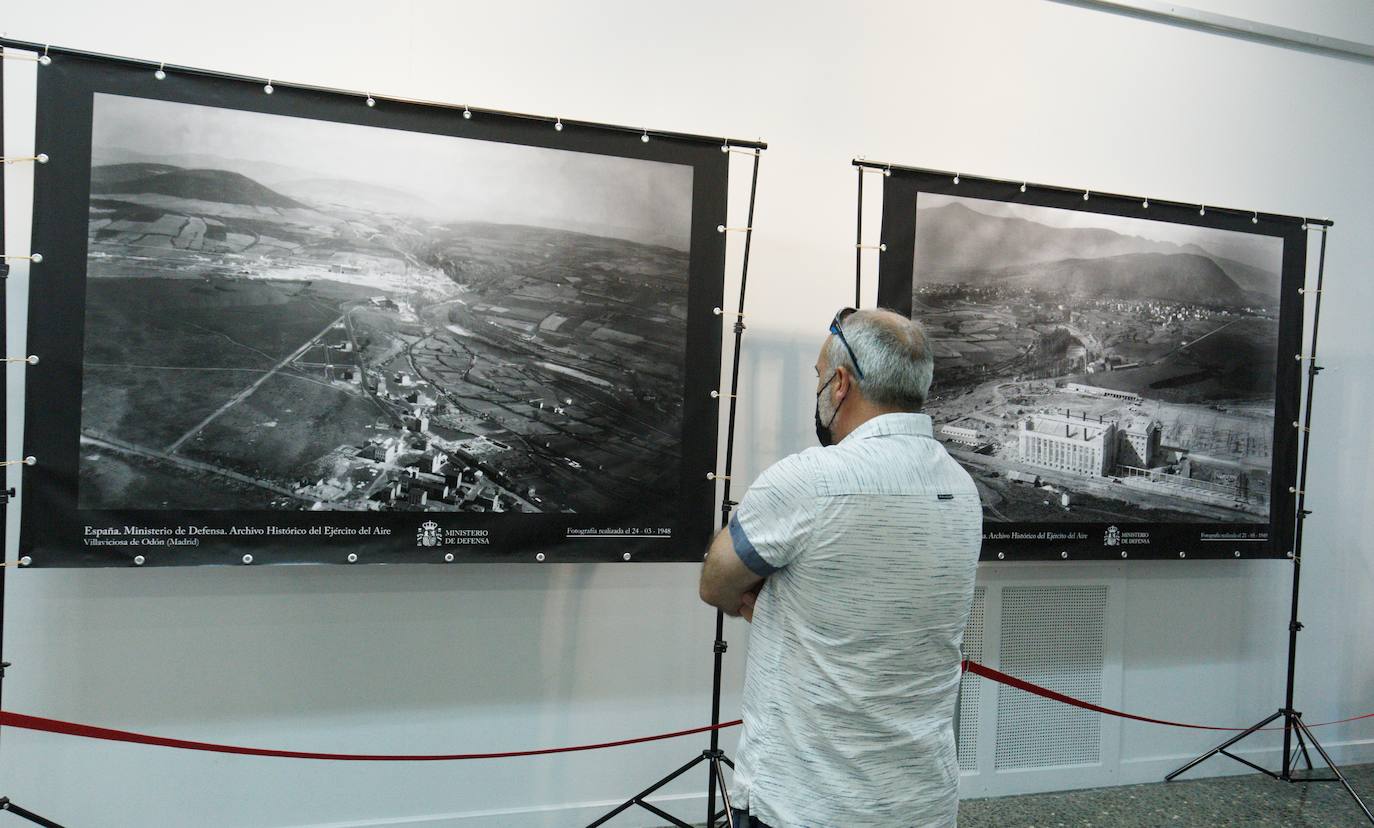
[728,452,817,576]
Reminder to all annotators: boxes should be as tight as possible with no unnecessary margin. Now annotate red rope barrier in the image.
[963,660,1241,731]
[962,660,1374,732]
[0,661,1366,760]
[0,711,742,761]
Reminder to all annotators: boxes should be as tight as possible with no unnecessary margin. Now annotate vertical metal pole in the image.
[708,609,730,823]
[706,148,761,828]
[705,608,725,824]
[588,146,765,828]
[1282,227,1328,779]
[854,168,863,308]
[0,49,68,828]
[0,39,11,729]
[719,149,762,493]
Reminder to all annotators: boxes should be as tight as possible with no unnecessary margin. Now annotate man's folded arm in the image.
[699,525,767,616]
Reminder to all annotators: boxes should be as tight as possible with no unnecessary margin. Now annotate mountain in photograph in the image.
[80,161,691,516]
[273,177,442,216]
[917,202,1279,300]
[909,194,1283,528]
[91,164,306,209]
[90,162,181,186]
[91,145,690,247]
[94,145,321,192]
[1205,255,1279,296]
[961,251,1247,306]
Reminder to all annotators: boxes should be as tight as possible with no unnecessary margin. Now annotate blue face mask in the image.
[814,371,844,447]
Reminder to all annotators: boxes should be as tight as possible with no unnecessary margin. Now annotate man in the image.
[699,307,983,828]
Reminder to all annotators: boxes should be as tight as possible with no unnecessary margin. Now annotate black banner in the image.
[872,167,1304,561]
[21,52,728,566]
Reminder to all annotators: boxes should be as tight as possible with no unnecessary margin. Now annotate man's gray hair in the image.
[825,308,934,411]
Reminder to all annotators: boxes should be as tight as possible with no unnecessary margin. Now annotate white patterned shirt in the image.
[728,413,982,827]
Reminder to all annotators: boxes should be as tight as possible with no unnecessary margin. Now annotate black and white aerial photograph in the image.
[912,192,1283,525]
[77,93,695,514]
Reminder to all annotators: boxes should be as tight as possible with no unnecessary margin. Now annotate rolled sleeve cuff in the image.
[729,514,777,577]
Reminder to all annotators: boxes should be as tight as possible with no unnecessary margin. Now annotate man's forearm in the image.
[699,526,764,615]
[699,567,748,616]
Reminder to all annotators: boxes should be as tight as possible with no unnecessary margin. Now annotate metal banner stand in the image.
[585,145,763,828]
[1165,223,1373,825]
[0,46,66,828]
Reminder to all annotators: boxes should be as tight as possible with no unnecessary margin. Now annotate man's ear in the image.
[833,365,852,403]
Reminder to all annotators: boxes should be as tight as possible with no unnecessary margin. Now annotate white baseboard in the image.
[298,791,708,828]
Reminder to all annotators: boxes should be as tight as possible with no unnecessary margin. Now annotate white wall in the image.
[1,1,1372,825]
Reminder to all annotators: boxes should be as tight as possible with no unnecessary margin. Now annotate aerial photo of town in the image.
[912,193,1284,523]
[77,94,694,513]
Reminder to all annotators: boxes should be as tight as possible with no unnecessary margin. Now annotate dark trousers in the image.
[732,810,774,828]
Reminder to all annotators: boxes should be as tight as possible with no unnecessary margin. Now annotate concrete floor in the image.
[958,764,1374,827]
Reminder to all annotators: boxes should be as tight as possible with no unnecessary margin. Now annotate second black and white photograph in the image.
[77,93,696,515]
[910,192,1284,525]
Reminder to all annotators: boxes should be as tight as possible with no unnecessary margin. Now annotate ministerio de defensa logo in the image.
[415,521,490,548]
[417,520,442,548]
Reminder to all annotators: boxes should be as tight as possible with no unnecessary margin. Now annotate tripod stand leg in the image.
[711,756,735,828]
[1291,724,1315,773]
[0,799,67,828]
[1165,711,1283,782]
[583,754,705,828]
[706,757,717,828]
[1293,718,1374,825]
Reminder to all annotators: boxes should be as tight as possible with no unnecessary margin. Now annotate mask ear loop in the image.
[817,370,847,429]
